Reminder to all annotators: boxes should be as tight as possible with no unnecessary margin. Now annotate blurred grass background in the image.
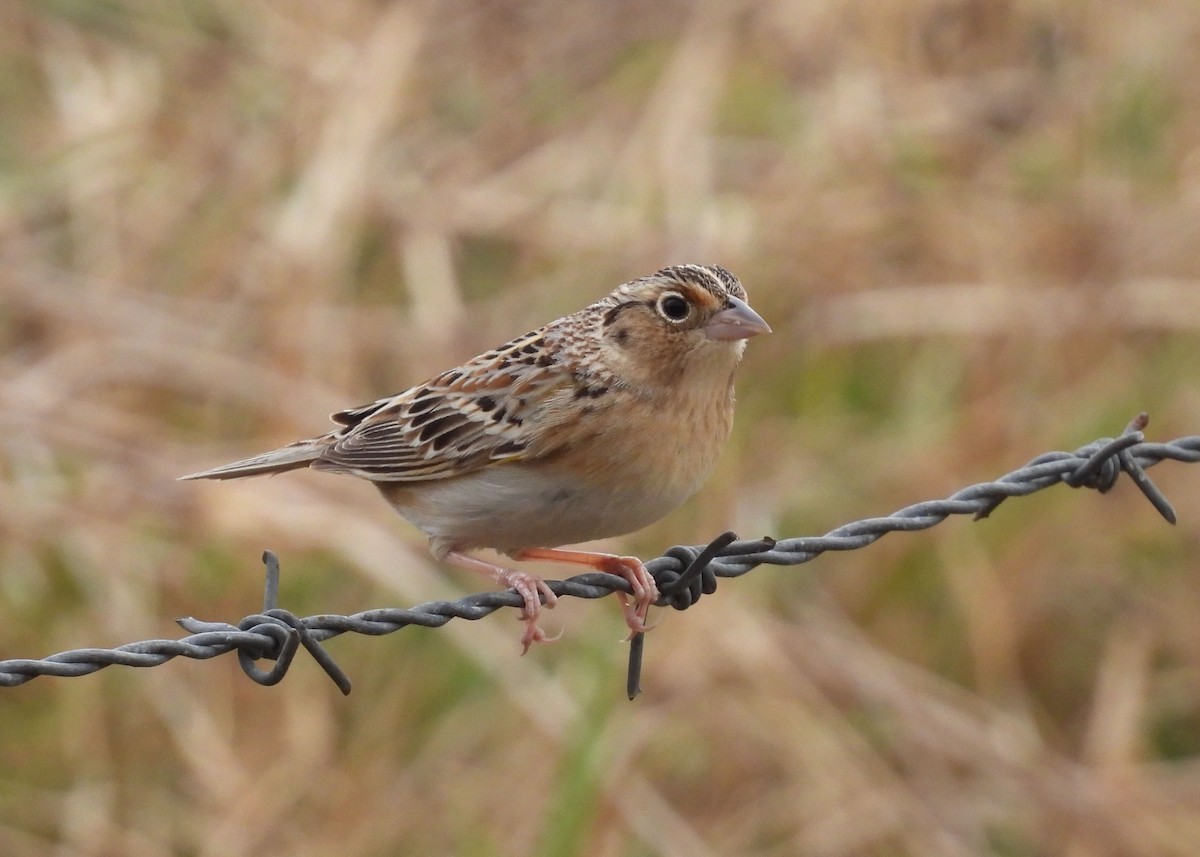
[3,0,1200,854]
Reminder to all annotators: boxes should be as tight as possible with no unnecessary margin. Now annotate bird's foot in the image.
[443,551,558,654]
[511,548,659,640]
[495,568,561,654]
[592,554,659,639]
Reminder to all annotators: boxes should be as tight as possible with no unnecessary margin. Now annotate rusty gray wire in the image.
[2,415,1197,693]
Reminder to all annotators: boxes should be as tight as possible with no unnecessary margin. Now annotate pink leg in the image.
[510,548,658,639]
[444,551,559,654]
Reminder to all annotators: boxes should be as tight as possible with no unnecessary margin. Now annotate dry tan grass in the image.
[3,1,1200,855]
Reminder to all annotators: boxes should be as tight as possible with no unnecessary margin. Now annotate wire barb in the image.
[225,552,352,694]
[2,416,1198,692]
[627,530,744,699]
[262,550,281,611]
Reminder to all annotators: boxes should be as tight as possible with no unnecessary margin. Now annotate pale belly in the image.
[379,460,699,556]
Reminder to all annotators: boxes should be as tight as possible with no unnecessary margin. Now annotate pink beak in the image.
[704,296,772,341]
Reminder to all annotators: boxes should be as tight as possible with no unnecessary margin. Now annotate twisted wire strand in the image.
[2,417,1197,693]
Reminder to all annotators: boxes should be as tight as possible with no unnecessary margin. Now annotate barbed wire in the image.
[2,414,1197,697]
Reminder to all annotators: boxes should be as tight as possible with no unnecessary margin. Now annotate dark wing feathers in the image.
[313,328,568,481]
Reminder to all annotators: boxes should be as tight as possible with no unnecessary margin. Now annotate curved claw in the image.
[519,617,563,655]
[593,555,659,638]
[615,593,659,640]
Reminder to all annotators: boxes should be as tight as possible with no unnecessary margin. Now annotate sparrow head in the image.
[597,265,770,380]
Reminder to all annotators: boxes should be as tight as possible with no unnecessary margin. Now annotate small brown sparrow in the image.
[183,265,770,651]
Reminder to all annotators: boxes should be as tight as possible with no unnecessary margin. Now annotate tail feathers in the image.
[179,440,327,480]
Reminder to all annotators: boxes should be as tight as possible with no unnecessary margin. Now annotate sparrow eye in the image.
[657,292,691,322]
